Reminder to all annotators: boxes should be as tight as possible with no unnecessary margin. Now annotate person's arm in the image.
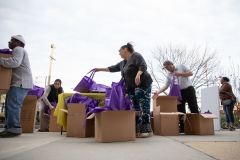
[96,61,122,73]
[134,53,147,85]
[135,71,143,86]
[174,64,193,77]
[152,85,169,99]
[42,86,54,109]
[95,68,110,72]
[174,72,193,77]
[0,47,24,68]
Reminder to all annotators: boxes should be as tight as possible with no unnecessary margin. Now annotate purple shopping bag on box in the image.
[0,48,12,54]
[105,78,133,111]
[90,82,110,92]
[27,85,44,99]
[66,93,99,113]
[74,69,96,93]
[168,75,182,101]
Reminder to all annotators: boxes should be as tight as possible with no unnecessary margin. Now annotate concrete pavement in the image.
[0,128,239,160]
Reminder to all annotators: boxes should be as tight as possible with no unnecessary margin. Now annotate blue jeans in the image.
[128,86,152,133]
[4,86,30,133]
[223,99,236,125]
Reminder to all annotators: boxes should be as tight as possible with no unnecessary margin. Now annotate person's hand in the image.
[135,75,141,86]
[94,68,99,72]
[152,91,160,99]
[49,105,54,109]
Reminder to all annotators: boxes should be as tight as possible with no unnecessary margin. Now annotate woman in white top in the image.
[38,79,63,132]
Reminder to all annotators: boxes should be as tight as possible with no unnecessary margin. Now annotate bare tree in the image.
[148,44,220,91]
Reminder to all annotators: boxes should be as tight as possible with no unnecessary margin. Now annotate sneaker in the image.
[0,131,21,138]
[230,127,236,131]
[222,126,229,129]
[0,130,6,135]
[138,132,153,138]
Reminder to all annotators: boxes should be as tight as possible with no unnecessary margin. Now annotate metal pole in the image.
[206,63,209,87]
[47,44,55,85]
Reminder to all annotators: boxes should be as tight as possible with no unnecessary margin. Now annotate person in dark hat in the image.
[0,35,33,138]
[37,79,64,132]
[152,60,199,133]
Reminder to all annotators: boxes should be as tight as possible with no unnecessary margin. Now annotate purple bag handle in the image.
[85,69,95,82]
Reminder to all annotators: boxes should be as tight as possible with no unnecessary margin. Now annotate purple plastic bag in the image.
[66,93,99,113]
[168,75,182,101]
[45,102,57,115]
[90,82,110,92]
[27,85,44,99]
[202,110,212,114]
[74,69,96,93]
[0,48,12,54]
[105,78,133,111]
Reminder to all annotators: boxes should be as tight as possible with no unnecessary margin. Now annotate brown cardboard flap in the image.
[68,103,85,113]
[200,114,218,119]
[160,112,184,115]
[0,53,12,58]
[24,95,37,101]
[156,95,178,100]
[87,113,96,119]
[60,109,68,113]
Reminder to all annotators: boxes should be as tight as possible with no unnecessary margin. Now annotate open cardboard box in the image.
[153,96,178,113]
[20,95,38,133]
[184,113,218,135]
[154,112,184,136]
[0,53,12,94]
[87,110,135,143]
[63,103,94,138]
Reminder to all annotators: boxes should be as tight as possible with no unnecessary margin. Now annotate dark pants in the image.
[178,86,199,130]
[178,86,199,113]
[128,86,152,133]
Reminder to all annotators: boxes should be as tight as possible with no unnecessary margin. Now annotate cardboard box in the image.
[93,110,135,143]
[66,103,94,138]
[49,108,62,132]
[153,96,178,113]
[154,112,184,136]
[20,95,38,133]
[184,113,218,135]
[151,117,154,133]
[0,53,12,94]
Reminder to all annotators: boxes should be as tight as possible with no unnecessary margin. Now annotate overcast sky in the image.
[0,0,239,92]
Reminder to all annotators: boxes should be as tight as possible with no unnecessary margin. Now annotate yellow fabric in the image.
[53,92,105,130]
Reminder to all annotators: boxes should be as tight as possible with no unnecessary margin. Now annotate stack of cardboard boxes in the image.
[152,95,218,136]
[153,96,183,136]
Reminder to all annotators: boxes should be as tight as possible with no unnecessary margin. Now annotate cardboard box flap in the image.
[24,95,37,101]
[67,103,86,113]
[60,109,68,113]
[160,112,184,115]
[87,113,96,119]
[200,114,218,119]
[156,95,178,100]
